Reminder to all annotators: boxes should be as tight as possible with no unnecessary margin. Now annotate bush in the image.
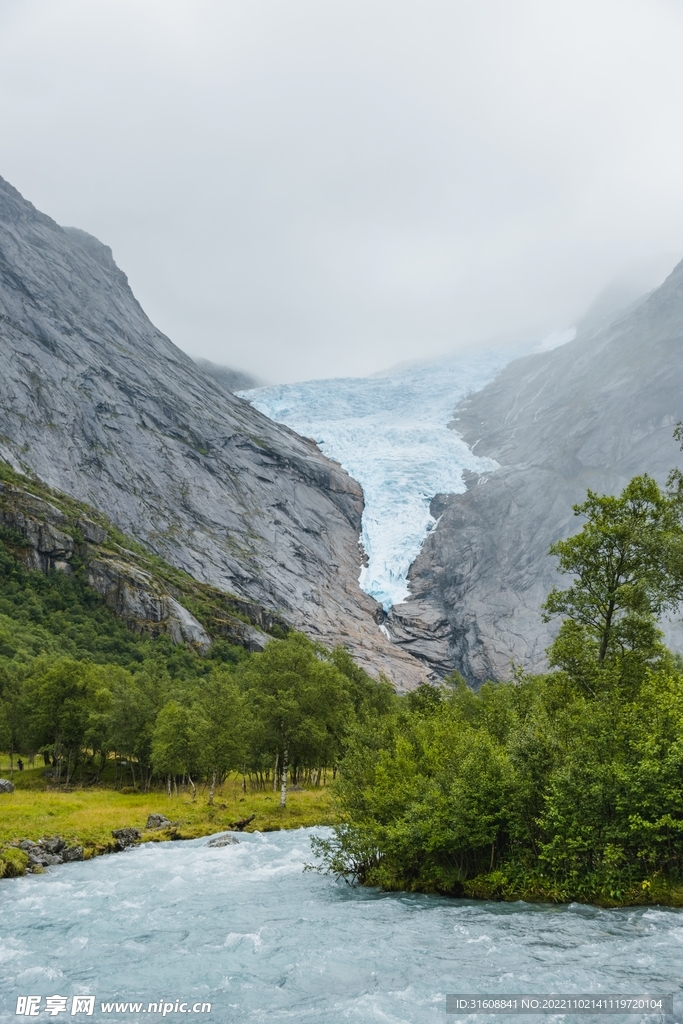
[0,847,29,877]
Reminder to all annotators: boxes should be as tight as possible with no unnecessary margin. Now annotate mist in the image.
[1,0,683,383]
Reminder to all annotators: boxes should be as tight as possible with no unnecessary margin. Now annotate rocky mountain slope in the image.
[0,460,285,651]
[0,176,424,688]
[388,260,683,684]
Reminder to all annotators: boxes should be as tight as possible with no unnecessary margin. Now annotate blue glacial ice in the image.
[240,349,512,610]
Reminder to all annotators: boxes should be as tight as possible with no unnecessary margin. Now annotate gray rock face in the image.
[0,779,15,793]
[0,175,424,688]
[86,556,211,651]
[0,480,215,650]
[77,518,107,544]
[389,260,683,685]
[0,483,74,571]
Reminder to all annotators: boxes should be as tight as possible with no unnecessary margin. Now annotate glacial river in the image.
[0,829,680,1024]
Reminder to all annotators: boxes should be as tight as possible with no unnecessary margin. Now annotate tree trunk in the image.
[188,774,196,801]
[242,764,246,793]
[273,752,279,791]
[167,774,171,797]
[208,769,216,806]
[173,775,178,797]
[599,598,616,664]
[280,748,288,808]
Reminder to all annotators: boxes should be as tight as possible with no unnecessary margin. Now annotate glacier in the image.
[240,350,512,610]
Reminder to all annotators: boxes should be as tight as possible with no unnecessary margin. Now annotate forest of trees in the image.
[0,533,392,804]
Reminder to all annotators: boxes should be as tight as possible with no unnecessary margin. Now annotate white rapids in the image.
[0,829,680,1023]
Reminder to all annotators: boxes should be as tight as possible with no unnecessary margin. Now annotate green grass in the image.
[0,775,335,861]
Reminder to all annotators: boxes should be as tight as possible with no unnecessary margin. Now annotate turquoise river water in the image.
[0,829,680,1023]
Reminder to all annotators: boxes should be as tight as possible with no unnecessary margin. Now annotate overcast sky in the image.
[1,0,683,383]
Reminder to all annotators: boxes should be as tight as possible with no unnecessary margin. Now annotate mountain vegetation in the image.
[0,461,391,802]
[313,468,683,906]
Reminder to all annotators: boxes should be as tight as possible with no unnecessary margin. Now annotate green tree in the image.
[151,700,204,798]
[192,668,248,804]
[0,669,27,777]
[25,658,93,784]
[543,475,683,689]
[104,661,171,789]
[240,633,352,806]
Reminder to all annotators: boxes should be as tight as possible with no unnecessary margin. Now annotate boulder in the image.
[0,779,15,793]
[112,827,141,849]
[28,851,61,868]
[61,846,84,862]
[17,837,83,868]
[40,836,66,855]
[146,814,172,830]
[207,834,239,847]
[39,853,63,866]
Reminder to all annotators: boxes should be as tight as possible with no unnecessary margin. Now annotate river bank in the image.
[0,770,335,878]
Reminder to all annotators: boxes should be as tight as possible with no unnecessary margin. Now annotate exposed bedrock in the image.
[0,480,213,651]
[387,261,683,685]
[0,175,424,688]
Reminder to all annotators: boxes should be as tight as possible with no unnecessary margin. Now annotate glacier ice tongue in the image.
[241,350,510,609]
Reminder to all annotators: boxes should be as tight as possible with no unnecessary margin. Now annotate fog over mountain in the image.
[3,169,683,690]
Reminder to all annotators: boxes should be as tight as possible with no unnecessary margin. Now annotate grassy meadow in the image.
[0,762,335,862]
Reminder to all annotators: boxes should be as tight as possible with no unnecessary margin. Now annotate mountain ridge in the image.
[0,175,425,688]
[387,259,683,684]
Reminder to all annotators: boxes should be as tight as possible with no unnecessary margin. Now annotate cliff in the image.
[0,461,287,651]
[0,176,424,688]
[388,260,683,684]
